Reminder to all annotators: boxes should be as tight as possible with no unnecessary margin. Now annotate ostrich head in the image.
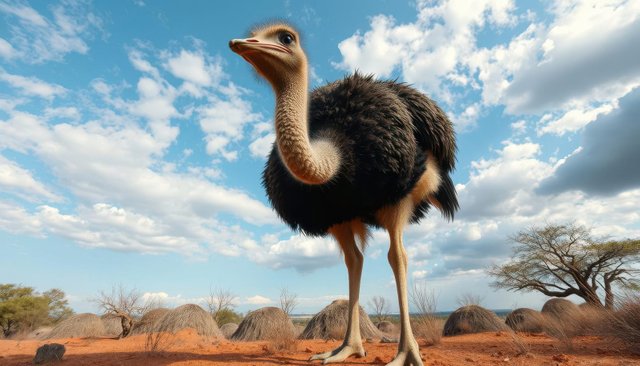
[229,23,306,90]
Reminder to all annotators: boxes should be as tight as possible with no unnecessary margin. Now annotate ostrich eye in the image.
[279,32,295,45]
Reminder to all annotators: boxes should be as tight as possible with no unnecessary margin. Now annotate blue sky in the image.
[1,0,639,315]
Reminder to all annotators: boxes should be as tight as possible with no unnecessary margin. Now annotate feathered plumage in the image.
[263,73,458,236]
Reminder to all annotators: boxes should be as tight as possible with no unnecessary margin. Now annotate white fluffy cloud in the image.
[164,49,222,87]
[335,0,640,138]
[0,68,67,99]
[0,37,15,59]
[335,0,518,104]
[396,139,640,280]
[537,103,615,136]
[0,155,60,202]
[0,1,103,63]
[245,295,272,305]
[0,41,279,258]
[198,84,264,161]
[249,234,341,272]
[503,0,640,114]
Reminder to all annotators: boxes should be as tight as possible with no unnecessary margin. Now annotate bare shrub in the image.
[412,317,444,346]
[279,288,298,317]
[410,282,441,345]
[369,296,391,323]
[205,287,238,325]
[93,285,151,318]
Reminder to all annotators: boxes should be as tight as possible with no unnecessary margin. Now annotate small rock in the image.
[552,354,570,363]
[33,343,65,364]
[503,357,510,362]
[380,336,398,343]
[465,357,476,362]
[304,347,313,353]
[373,356,385,364]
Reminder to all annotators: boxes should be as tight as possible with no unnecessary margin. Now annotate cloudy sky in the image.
[1,0,639,314]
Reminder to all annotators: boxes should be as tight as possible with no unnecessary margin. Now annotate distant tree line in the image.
[0,284,74,337]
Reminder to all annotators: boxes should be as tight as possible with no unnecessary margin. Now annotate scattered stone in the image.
[464,357,476,362]
[373,356,385,364]
[304,347,313,353]
[33,343,65,364]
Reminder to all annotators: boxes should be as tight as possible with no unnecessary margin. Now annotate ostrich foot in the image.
[385,340,423,366]
[309,342,366,364]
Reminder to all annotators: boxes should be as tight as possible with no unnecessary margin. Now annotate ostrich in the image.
[229,23,458,366]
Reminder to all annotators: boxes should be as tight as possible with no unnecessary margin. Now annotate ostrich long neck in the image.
[274,74,341,185]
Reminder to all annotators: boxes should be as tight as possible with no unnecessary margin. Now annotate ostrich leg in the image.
[310,222,366,364]
[380,199,423,366]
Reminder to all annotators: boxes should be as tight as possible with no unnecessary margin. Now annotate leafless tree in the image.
[94,284,151,318]
[205,287,237,324]
[369,296,391,323]
[279,288,298,316]
[93,285,153,338]
[489,223,640,309]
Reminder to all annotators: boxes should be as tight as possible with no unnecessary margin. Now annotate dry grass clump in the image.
[145,304,222,352]
[101,313,123,337]
[299,300,382,340]
[231,307,296,353]
[443,305,508,336]
[505,308,546,333]
[231,307,295,341]
[541,298,580,319]
[47,313,106,339]
[20,327,52,340]
[376,321,396,334]
[539,298,585,345]
[596,294,640,354]
[410,283,442,345]
[412,317,444,345]
[130,308,169,335]
[293,323,305,337]
[220,323,238,338]
[153,304,222,337]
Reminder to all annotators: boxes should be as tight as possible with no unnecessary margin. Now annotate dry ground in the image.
[1,328,639,366]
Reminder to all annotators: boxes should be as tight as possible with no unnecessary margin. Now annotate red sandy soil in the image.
[1,329,639,366]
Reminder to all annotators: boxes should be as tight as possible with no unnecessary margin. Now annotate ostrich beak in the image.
[229,38,257,54]
[229,38,292,55]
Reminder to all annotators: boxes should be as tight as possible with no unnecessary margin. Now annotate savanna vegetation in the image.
[0,284,73,337]
[489,222,640,309]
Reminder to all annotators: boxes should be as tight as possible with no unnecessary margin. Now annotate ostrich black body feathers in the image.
[263,73,458,236]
